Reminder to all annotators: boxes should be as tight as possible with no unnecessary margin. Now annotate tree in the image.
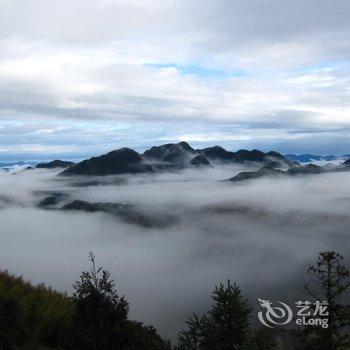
[242,328,278,350]
[0,270,74,349]
[176,281,275,350]
[0,294,22,350]
[123,321,172,350]
[176,313,209,350]
[301,251,350,350]
[205,281,252,349]
[72,252,129,350]
[0,263,171,350]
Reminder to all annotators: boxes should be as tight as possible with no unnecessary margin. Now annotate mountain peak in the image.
[143,142,195,163]
[35,160,74,169]
[60,147,151,176]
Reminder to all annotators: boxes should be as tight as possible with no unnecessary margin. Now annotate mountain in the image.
[199,146,235,161]
[285,154,349,163]
[0,161,37,173]
[59,142,294,176]
[143,142,291,165]
[35,160,75,169]
[60,148,153,176]
[62,200,177,228]
[233,149,266,162]
[287,164,325,175]
[229,165,285,182]
[338,158,350,171]
[198,147,291,165]
[38,192,67,208]
[228,163,338,183]
[0,161,31,167]
[143,141,196,163]
[190,154,210,166]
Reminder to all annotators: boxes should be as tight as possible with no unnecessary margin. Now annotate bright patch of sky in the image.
[147,63,248,79]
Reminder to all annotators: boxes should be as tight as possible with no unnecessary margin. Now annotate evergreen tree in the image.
[124,321,172,350]
[176,281,277,350]
[205,281,252,349]
[0,264,170,350]
[72,252,129,350]
[176,313,208,350]
[242,328,278,350]
[300,251,350,350]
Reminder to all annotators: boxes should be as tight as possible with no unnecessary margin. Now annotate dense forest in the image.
[0,251,348,350]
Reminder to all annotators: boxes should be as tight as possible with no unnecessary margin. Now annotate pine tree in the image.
[176,281,266,350]
[301,251,350,350]
[72,252,129,350]
[176,313,208,350]
[205,280,252,350]
[242,328,278,350]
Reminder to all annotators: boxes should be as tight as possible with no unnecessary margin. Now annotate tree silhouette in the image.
[206,281,252,349]
[176,280,276,350]
[300,251,350,350]
[72,252,129,350]
[177,313,208,350]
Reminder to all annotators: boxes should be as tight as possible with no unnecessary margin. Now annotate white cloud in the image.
[0,167,349,338]
[0,0,350,156]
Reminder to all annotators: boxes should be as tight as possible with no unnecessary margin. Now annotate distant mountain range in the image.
[284,154,350,163]
[35,160,74,169]
[3,146,350,177]
[0,161,37,173]
[55,142,350,182]
[59,142,294,176]
[0,160,75,173]
[229,160,350,183]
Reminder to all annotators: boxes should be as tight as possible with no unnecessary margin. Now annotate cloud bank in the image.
[0,167,349,339]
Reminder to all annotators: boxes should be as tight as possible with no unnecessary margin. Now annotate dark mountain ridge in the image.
[35,160,75,169]
[61,148,152,176]
[62,200,178,228]
[60,142,293,176]
[143,141,196,163]
[228,159,350,183]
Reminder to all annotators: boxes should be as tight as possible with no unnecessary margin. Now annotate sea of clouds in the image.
[0,166,349,339]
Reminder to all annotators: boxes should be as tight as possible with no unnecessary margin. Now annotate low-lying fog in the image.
[0,165,349,340]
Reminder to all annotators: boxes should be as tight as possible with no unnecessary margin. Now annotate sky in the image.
[1,0,350,160]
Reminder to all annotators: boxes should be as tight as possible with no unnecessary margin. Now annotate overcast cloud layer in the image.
[1,0,350,158]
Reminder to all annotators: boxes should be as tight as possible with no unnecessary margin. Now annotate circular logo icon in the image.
[258,298,293,328]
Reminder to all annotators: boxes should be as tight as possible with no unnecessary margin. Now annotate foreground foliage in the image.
[175,281,277,350]
[0,253,170,350]
[298,251,350,350]
[0,251,348,350]
[176,251,349,350]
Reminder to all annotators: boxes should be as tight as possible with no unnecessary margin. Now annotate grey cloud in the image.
[1,0,349,59]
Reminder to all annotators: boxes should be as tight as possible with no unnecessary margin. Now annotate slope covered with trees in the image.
[0,251,348,349]
[0,253,170,350]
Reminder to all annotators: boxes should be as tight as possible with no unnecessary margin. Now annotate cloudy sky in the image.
[1,0,350,160]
